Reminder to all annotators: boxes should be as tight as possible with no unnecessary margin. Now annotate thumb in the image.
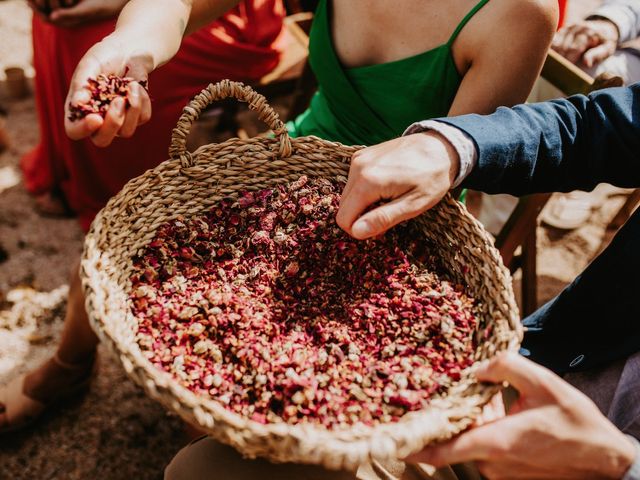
[351,194,421,239]
[476,352,568,401]
[582,43,616,68]
[406,418,520,466]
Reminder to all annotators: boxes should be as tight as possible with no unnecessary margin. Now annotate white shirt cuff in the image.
[403,120,478,188]
[588,5,631,43]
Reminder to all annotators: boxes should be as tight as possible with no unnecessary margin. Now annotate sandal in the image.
[0,353,96,434]
[540,191,596,230]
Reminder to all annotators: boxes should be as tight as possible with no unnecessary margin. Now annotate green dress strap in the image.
[288,0,492,147]
[447,0,491,46]
[303,0,397,144]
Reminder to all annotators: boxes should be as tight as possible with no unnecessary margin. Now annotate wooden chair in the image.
[497,48,623,316]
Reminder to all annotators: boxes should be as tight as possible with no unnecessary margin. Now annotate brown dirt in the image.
[0,1,633,479]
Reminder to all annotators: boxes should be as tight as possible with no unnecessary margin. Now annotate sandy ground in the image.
[0,0,632,479]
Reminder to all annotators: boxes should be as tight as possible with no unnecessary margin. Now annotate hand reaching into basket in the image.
[337,132,460,239]
[406,352,638,479]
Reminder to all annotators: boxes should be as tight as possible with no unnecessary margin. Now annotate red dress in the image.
[22,1,285,231]
[558,0,567,28]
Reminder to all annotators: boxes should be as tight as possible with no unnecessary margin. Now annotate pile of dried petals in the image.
[67,73,147,121]
[131,176,481,429]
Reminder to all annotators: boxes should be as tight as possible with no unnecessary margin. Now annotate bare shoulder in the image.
[465,0,558,52]
[497,0,558,34]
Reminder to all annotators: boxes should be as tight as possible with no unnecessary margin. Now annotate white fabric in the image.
[589,49,640,84]
[589,0,640,44]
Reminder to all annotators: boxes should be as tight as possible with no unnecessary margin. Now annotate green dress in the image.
[287,0,491,147]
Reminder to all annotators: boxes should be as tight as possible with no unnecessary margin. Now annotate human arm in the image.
[64,0,240,146]
[442,84,640,196]
[446,0,557,117]
[406,352,639,480]
[337,84,640,238]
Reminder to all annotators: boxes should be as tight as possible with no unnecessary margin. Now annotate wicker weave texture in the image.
[81,80,521,471]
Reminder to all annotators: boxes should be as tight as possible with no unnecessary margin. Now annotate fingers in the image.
[552,27,573,54]
[65,45,152,144]
[66,54,102,133]
[48,0,100,27]
[337,148,419,239]
[119,82,143,137]
[138,87,152,125]
[65,113,104,141]
[350,194,424,239]
[336,166,386,238]
[31,0,49,12]
[476,352,570,402]
[476,393,506,426]
[583,42,616,68]
[565,33,596,63]
[406,420,514,467]
[553,24,601,63]
[91,97,126,147]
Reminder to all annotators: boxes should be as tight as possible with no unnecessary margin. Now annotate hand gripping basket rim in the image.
[81,80,521,471]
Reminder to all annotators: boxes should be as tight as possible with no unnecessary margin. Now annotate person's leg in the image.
[22,260,98,401]
[164,437,357,480]
[164,437,480,480]
[0,260,97,429]
[565,351,640,440]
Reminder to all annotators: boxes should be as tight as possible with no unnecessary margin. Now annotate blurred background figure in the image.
[554,0,640,82]
[540,0,640,230]
[21,0,285,224]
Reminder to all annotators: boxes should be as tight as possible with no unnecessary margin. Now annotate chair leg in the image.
[521,224,538,317]
[608,189,640,230]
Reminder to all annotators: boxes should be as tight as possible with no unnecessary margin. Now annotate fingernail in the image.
[351,220,372,239]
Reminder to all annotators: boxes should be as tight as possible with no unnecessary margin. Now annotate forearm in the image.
[110,0,240,70]
[437,84,640,196]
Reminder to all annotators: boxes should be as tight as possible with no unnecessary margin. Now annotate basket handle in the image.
[169,80,293,168]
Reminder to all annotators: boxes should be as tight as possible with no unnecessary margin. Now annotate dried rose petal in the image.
[131,176,481,429]
[67,73,148,121]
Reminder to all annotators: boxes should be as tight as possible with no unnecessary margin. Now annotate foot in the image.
[0,353,95,432]
[33,191,73,218]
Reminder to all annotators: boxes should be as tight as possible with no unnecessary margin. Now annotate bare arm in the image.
[337,0,557,239]
[113,0,240,67]
[65,0,241,146]
[447,0,558,117]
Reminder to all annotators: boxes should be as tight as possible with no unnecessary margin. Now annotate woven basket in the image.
[81,80,521,471]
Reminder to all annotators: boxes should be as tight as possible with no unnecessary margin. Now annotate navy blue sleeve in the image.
[438,84,640,195]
